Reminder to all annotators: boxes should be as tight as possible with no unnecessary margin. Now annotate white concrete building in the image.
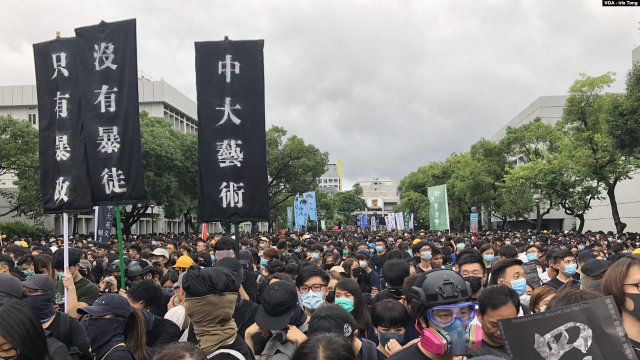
[356,178,399,218]
[319,161,343,193]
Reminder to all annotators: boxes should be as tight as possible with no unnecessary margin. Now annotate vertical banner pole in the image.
[234,223,240,259]
[115,205,126,290]
[62,212,69,313]
[93,206,98,239]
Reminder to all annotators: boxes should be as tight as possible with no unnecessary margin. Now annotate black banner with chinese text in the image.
[195,39,269,222]
[34,38,93,213]
[75,19,147,205]
[95,205,115,243]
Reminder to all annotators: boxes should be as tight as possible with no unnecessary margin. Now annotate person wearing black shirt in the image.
[469,285,519,359]
[371,239,389,274]
[545,249,578,290]
[389,269,483,360]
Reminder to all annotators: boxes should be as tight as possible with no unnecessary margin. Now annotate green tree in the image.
[266,126,328,228]
[333,184,366,224]
[559,72,640,234]
[608,63,640,157]
[0,115,43,222]
[393,191,428,225]
[119,112,198,235]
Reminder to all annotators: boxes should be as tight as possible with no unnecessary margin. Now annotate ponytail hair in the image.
[125,309,150,360]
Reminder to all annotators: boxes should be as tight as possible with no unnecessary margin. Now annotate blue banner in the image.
[470,213,479,233]
[294,194,308,229]
[358,214,368,228]
[303,191,317,221]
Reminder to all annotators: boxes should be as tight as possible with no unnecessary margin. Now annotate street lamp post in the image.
[150,204,155,234]
[533,193,542,235]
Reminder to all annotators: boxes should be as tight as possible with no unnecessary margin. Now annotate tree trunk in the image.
[607,185,627,235]
[576,214,585,234]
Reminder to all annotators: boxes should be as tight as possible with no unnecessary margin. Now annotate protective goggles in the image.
[426,301,476,328]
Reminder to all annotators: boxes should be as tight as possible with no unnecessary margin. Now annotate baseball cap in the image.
[151,248,170,259]
[255,280,298,330]
[577,250,596,262]
[239,249,253,269]
[23,274,55,293]
[78,293,131,318]
[307,304,356,338]
[357,249,371,259]
[581,259,610,277]
[214,257,242,273]
[0,274,24,299]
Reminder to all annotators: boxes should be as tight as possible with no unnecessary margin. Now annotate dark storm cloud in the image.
[2,1,639,189]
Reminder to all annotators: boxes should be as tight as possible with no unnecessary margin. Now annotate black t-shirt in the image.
[358,338,386,360]
[469,339,509,359]
[144,311,181,355]
[47,311,91,358]
[387,343,433,360]
[209,335,256,360]
[233,299,259,339]
[243,271,259,303]
[544,277,564,290]
[371,253,388,273]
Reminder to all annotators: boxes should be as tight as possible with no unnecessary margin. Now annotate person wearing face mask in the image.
[528,285,556,313]
[78,293,150,360]
[388,269,483,360]
[602,255,640,358]
[23,274,91,359]
[355,250,381,292]
[371,239,389,274]
[294,266,330,318]
[372,300,409,357]
[487,259,531,315]
[373,260,411,306]
[544,249,578,291]
[245,279,309,360]
[150,248,175,279]
[334,279,375,344]
[413,242,433,274]
[164,273,195,343]
[52,248,100,319]
[322,254,337,271]
[479,244,496,275]
[308,245,324,267]
[470,285,520,358]
[0,299,50,360]
[456,254,486,300]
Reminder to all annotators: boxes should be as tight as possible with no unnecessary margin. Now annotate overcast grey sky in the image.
[2,1,639,188]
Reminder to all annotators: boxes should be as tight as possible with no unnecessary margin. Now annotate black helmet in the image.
[108,258,130,275]
[410,269,471,317]
[126,258,155,279]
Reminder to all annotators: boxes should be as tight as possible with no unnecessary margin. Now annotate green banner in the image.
[320,219,326,231]
[404,212,411,230]
[287,207,293,230]
[428,184,450,230]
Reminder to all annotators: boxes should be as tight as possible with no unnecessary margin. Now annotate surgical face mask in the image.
[299,290,324,310]
[359,260,367,268]
[538,306,547,313]
[483,254,494,263]
[311,252,320,261]
[210,255,216,262]
[456,243,465,251]
[563,264,577,276]
[259,243,266,249]
[510,278,527,296]
[342,249,349,256]
[151,241,158,246]
[376,245,384,253]
[420,251,432,261]
[608,237,614,243]
[578,245,585,251]
[407,250,413,257]
[260,258,268,267]
[57,272,64,281]
[526,253,537,261]
[294,248,301,253]
[163,288,174,296]
[505,241,511,246]
[334,297,354,313]
[378,330,404,348]
[23,269,34,276]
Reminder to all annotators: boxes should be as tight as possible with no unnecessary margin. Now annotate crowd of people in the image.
[1,228,640,360]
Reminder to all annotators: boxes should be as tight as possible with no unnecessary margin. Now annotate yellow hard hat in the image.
[19,240,28,248]
[1,234,6,239]
[633,248,640,255]
[413,239,422,245]
[175,255,195,269]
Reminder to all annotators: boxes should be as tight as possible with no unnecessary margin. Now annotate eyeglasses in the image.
[624,283,640,292]
[298,284,326,294]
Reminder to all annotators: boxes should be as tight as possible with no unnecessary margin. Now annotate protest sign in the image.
[499,295,635,360]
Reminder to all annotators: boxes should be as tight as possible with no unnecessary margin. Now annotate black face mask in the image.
[87,317,126,358]
[464,276,483,295]
[326,290,336,303]
[24,292,56,322]
[626,293,640,320]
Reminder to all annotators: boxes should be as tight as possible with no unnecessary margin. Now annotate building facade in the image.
[319,161,343,193]
[355,178,399,218]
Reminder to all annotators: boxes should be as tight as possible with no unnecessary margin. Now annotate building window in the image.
[28,113,37,126]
